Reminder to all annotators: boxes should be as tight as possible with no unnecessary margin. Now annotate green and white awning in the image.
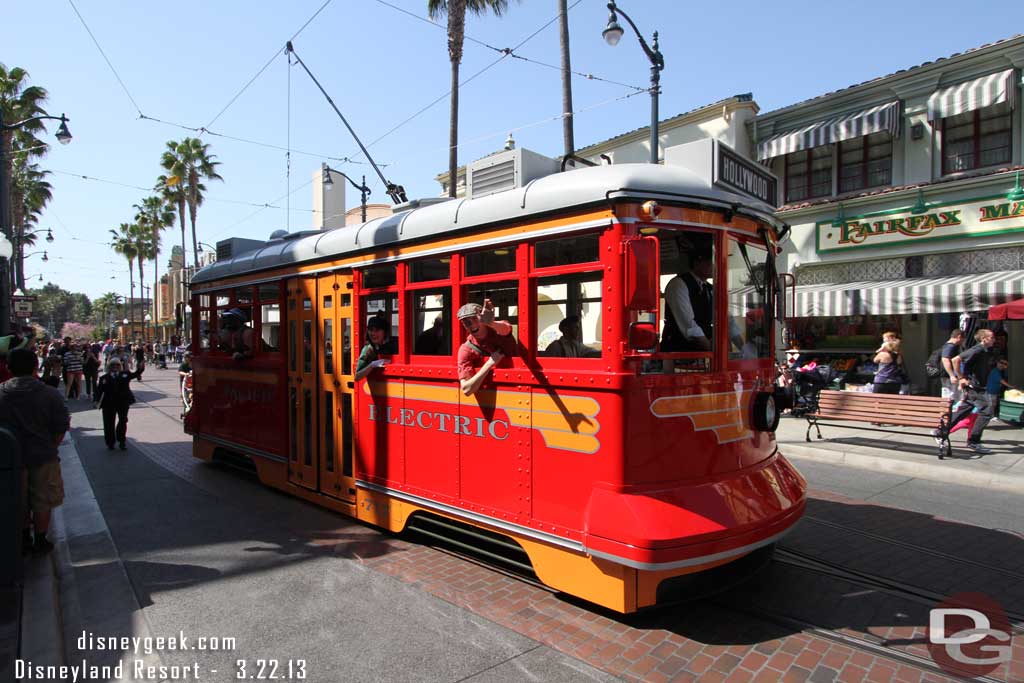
[756,101,901,161]
[926,68,1017,121]
[790,270,1024,317]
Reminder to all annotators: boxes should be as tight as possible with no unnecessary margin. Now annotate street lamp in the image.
[45,228,54,243]
[144,313,152,341]
[0,112,72,335]
[602,2,663,164]
[322,163,371,223]
[24,250,48,262]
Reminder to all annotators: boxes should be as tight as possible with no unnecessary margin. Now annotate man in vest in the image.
[662,236,716,353]
[456,300,515,396]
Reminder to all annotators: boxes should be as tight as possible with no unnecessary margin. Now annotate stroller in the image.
[790,364,842,417]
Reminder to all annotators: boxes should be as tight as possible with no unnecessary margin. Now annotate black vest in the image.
[662,273,713,352]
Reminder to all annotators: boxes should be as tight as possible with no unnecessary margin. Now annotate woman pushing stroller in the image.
[93,358,144,450]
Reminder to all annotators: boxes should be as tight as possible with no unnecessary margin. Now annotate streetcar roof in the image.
[191,163,783,285]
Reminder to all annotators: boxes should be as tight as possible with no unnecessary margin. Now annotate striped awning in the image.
[926,69,1017,121]
[756,101,901,161]
[790,270,1024,318]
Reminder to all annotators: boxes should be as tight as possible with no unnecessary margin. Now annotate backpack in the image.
[924,347,944,378]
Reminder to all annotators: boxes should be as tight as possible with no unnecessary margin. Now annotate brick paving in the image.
[74,371,1022,683]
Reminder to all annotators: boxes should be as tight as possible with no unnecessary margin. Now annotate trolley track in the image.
[798,513,1024,582]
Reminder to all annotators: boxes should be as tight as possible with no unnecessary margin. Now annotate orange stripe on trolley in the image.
[649,391,753,444]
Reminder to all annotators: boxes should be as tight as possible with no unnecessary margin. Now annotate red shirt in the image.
[457,323,515,381]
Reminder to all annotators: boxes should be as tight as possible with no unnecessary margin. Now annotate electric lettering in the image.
[367,404,510,440]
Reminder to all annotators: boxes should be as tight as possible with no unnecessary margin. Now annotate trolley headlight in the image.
[752,392,780,432]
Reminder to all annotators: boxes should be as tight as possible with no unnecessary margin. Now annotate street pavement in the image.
[6,368,1024,683]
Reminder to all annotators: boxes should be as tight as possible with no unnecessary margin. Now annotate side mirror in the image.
[628,321,659,352]
[625,237,659,311]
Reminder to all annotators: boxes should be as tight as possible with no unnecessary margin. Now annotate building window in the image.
[838,132,892,193]
[785,146,832,203]
[942,104,1012,174]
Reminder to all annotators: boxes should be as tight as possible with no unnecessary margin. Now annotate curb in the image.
[781,442,1024,494]
[49,434,165,672]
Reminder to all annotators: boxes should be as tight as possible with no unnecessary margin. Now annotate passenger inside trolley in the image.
[456,299,515,396]
[354,314,395,381]
[217,307,255,361]
[543,316,600,358]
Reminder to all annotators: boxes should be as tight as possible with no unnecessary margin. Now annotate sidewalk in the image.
[776,412,1024,493]
[12,371,618,683]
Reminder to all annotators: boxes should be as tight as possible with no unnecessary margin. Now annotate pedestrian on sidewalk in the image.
[63,342,85,399]
[83,344,100,399]
[41,347,62,389]
[988,358,1018,418]
[939,328,965,399]
[94,358,143,451]
[872,340,905,395]
[941,329,999,455]
[0,348,70,555]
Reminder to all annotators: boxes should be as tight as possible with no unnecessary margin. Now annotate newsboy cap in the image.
[457,303,483,320]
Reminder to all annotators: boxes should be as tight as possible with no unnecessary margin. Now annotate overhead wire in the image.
[201,0,335,131]
[350,0,625,161]
[66,0,144,116]
[47,169,315,213]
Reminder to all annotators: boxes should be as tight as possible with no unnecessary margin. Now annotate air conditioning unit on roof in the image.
[466,148,559,199]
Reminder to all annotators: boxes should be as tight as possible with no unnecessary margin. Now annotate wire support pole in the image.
[285,42,406,204]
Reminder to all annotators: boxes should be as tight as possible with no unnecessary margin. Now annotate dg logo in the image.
[927,592,1014,678]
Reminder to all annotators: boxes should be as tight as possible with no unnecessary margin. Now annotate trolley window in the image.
[465,247,516,277]
[412,288,451,356]
[363,264,397,289]
[410,257,451,283]
[536,272,602,357]
[727,237,772,360]
[364,294,399,354]
[259,284,280,352]
[535,235,599,268]
[465,280,519,338]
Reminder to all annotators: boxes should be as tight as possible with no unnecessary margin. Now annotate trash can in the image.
[0,425,22,585]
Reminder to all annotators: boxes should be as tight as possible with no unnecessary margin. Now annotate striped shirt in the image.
[63,351,84,374]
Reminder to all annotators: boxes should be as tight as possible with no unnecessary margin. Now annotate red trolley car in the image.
[186,162,806,613]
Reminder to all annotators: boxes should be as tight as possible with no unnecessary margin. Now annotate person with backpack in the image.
[925,329,965,398]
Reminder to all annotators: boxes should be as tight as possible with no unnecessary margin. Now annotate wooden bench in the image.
[805,390,953,459]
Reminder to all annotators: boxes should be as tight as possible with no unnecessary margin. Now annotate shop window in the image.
[535,235,599,268]
[412,288,451,356]
[465,280,519,338]
[726,238,772,360]
[363,264,397,289]
[838,132,892,194]
[410,258,451,283]
[942,103,1012,174]
[465,247,516,277]
[536,273,602,357]
[785,146,832,203]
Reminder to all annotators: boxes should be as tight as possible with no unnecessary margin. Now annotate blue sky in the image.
[4,0,1019,301]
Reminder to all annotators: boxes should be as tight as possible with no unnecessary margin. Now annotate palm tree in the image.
[1,64,49,234]
[135,195,175,329]
[427,0,514,198]
[110,222,140,335]
[11,159,52,289]
[161,137,221,268]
